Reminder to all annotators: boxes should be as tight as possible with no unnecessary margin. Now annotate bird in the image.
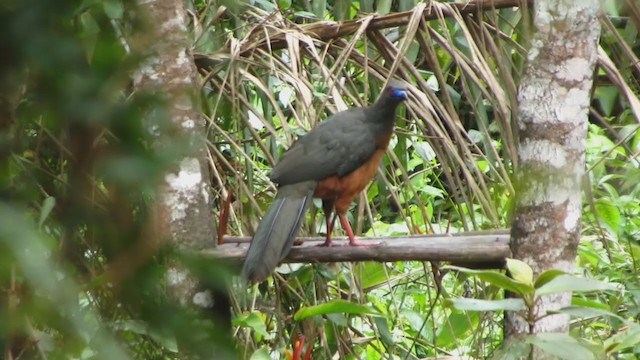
[241,82,408,282]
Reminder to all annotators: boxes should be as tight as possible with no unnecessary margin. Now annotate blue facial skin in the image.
[390,87,407,100]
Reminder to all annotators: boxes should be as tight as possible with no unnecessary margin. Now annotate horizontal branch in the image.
[239,0,526,55]
[203,230,511,264]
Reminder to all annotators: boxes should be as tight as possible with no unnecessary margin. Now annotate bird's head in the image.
[385,84,408,101]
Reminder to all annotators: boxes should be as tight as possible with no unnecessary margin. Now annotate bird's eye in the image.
[388,88,395,94]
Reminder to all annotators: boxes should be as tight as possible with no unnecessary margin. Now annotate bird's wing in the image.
[269,108,378,185]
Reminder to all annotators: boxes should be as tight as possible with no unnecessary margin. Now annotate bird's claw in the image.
[316,238,380,247]
[317,240,333,247]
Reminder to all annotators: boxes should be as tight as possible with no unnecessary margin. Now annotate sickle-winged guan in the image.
[242,84,408,282]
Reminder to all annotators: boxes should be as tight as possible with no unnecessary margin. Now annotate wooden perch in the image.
[203,230,511,264]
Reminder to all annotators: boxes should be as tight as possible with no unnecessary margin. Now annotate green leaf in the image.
[405,41,420,64]
[277,0,291,9]
[412,140,436,162]
[534,269,566,289]
[578,244,604,268]
[75,0,101,14]
[535,275,617,296]
[373,317,394,346]
[326,313,348,327]
[39,197,56,228]
[527,333,595,360]
[253,0,275,11]
[552,305,625,323]
[398,0,416,12]
[446,298,525,312]
[492,338,531,360]
[506,258,533,287]
[594,199,621,236]
[443,265,535,295]
[571,297,611,311]
[594,86,619,116]
[421,185,445,198]
[425,74,440,91]
[333,0,351,20]
[102,0,123,19]
[376,0,392,15]
[233,312,269,338]
[0,206,130,358]
[436,311,478,347]
[112,320,178,352]
[294,300,381,321]
[249,347,271,360]
[360,0,374,12]
[79,12,99,61]
[491,337,531,360]
[293,11,317,18]
[604,323,640,353]
[401,309,430,338]
[356,262,387,290]
[311,0,326,18]
[287,265,314,286]
[468,129,484,144]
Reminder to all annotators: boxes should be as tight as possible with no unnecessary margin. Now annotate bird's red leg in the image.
[338,213,376,246]
[318,200,336,247]
[216,191,232,245]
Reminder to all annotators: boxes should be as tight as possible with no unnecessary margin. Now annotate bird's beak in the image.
[394,89,408,100]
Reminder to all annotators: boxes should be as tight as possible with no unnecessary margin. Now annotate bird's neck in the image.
[367,96,400,124]
[375,92,402,109]
[364,99,399,143]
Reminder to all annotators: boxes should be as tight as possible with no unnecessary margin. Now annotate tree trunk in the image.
[132,0,215,305]
[506,0,600,341]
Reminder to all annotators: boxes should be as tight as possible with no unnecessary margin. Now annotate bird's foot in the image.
[317,238,334,247]
[317,237,380,247]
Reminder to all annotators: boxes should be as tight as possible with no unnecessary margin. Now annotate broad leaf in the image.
[39,197,56,228]
[571,297,610,310]
[594,85,619,116]
[102,0,123,19]
[250,347,271,360]
[373,317,394,346]
[527,333,595,360]
[491,337,531,360]
[447,298,525,312]
[535,275,617,296]
[534,269,566,289]
[552,305,626,323]
[604,323,640,353]
[436,311,479,347]
[506,258,533,286]
[277,0,291,10]
[443,265,535,295]
[401,309,430,338]
[356,262,388,290]
[294,300,380,321]
[326,313,348,327]
[233,312,269,338]
[594,198,621,236]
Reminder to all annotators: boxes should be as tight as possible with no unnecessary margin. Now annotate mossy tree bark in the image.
[132,0,216,306]
[507,0,600,345]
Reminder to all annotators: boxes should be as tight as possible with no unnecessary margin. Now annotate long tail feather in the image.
[241,181,315,282]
